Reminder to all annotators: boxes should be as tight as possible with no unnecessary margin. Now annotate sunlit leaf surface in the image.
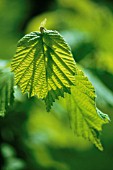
[11,30,76,110]
[60,67,109,150]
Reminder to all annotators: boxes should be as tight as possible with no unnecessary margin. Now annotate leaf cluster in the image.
[0,26,110,150]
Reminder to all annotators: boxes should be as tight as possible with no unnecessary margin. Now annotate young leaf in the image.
[60,66,110,150]
[11,30,76,108]
[44,86,71,111]
[0,69,14,116]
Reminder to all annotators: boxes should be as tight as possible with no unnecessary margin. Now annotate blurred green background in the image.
[0,0,113,170]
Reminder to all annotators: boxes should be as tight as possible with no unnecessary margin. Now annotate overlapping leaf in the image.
[10,27,110,150]
[11,30,76,110]
[60,67,109,150]
[0,69,14,116]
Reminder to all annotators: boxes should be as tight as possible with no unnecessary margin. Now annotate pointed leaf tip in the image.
[11,29,76,111]
[59,66,109,150]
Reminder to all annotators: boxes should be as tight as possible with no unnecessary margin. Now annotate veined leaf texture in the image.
[59,67,109,150]
[11,28,110,150]
[11,29,76,110]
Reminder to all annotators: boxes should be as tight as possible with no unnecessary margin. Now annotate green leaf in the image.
[60,66,110,150]
[0,69,14,116]
[44,86,71,111]
[83,69,113,107]
[11,30,76,110]
[97,108,110,121]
